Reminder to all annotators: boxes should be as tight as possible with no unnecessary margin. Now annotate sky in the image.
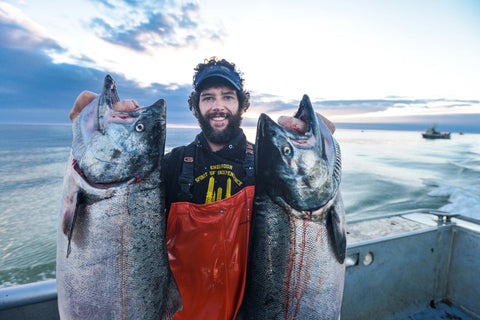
[1,0,479,131]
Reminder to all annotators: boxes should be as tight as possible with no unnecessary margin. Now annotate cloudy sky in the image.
[1,0,479,130]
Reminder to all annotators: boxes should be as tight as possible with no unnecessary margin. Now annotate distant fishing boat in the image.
[422,125,451,139]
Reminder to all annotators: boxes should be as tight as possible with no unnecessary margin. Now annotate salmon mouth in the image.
[72,158,138,189]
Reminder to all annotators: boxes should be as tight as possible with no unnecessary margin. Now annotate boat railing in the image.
[347,208,458,224]
[0,279,57,311]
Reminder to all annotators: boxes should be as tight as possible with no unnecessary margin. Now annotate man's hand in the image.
[69,91,97,121]
[111,99,142,112]
[278,114,336,134]
[69,91,142,121]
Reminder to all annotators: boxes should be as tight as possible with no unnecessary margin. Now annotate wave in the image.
[423,179,480,219]
[0,261,56,289]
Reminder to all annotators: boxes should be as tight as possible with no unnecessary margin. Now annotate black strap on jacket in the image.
[177,141,254,202]
[244,141,254,181]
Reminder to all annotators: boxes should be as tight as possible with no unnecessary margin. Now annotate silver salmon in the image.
[239,95,346,320]
[56,75,182,319]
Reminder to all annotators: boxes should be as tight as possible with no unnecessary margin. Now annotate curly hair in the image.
[188,57,250,115]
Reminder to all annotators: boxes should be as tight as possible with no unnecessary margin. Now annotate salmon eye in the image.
[135,123,145,132]
[282,145,292,156]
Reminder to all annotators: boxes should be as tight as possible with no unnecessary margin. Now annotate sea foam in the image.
[423,179,480,219]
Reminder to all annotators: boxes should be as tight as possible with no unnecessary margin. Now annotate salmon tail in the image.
[160,272,183,319]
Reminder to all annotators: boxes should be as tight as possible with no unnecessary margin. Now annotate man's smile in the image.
[208,112,230,128]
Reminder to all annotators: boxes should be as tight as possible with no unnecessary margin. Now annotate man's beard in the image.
[197,109,243,144]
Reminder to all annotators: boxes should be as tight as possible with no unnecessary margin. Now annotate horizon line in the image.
[0,122,478,133]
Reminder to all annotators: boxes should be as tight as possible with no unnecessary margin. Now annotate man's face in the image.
[197,86,243,143]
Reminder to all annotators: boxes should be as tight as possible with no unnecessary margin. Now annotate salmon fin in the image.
[160,272,183,320]
[62,190,85,258]
[327,205,346,264]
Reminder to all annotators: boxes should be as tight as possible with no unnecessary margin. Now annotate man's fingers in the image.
[278,116,308,134]
[277,113,336,135]
[69,93,143,122]
[319,114,336,134]
[112,99,142,112]
[69,91,97,121]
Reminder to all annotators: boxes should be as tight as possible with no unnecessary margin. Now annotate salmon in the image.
[240,94,346,320]
[56,75,181,319]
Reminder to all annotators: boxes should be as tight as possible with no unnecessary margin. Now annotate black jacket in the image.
[164,129,254,213]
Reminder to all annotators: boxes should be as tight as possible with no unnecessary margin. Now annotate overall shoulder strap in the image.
[243,141,255,184]
[177,142,196,202]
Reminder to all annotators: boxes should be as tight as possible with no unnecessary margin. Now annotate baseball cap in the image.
[194,64,242,91]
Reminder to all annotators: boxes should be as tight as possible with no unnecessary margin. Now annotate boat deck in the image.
[1,210,479,320]
[347,212,440,243]
[343,211,480,320]
[399,301,478,320]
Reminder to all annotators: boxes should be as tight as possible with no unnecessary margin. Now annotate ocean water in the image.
[0,124,479,288]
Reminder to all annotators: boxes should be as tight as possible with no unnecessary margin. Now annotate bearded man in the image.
[69,57,335,320]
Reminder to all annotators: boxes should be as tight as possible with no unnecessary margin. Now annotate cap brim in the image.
[194,65,242,91]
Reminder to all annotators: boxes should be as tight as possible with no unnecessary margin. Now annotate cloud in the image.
[249,93,297,114]
[88,0,225,51]
[0,45,195,124]
[0,4,194,125]
[306,97,479,118]
[0,2,62,51]
[0,1,478,132]
[95,0,116,9]
[249,94,409,116]
[177,2,199,28]
[246,93,480,131]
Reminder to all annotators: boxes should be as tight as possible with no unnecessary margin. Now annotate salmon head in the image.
[72,75,166,185]
[255,94,341,212]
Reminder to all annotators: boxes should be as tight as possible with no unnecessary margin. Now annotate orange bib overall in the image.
[166,185,254,320]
